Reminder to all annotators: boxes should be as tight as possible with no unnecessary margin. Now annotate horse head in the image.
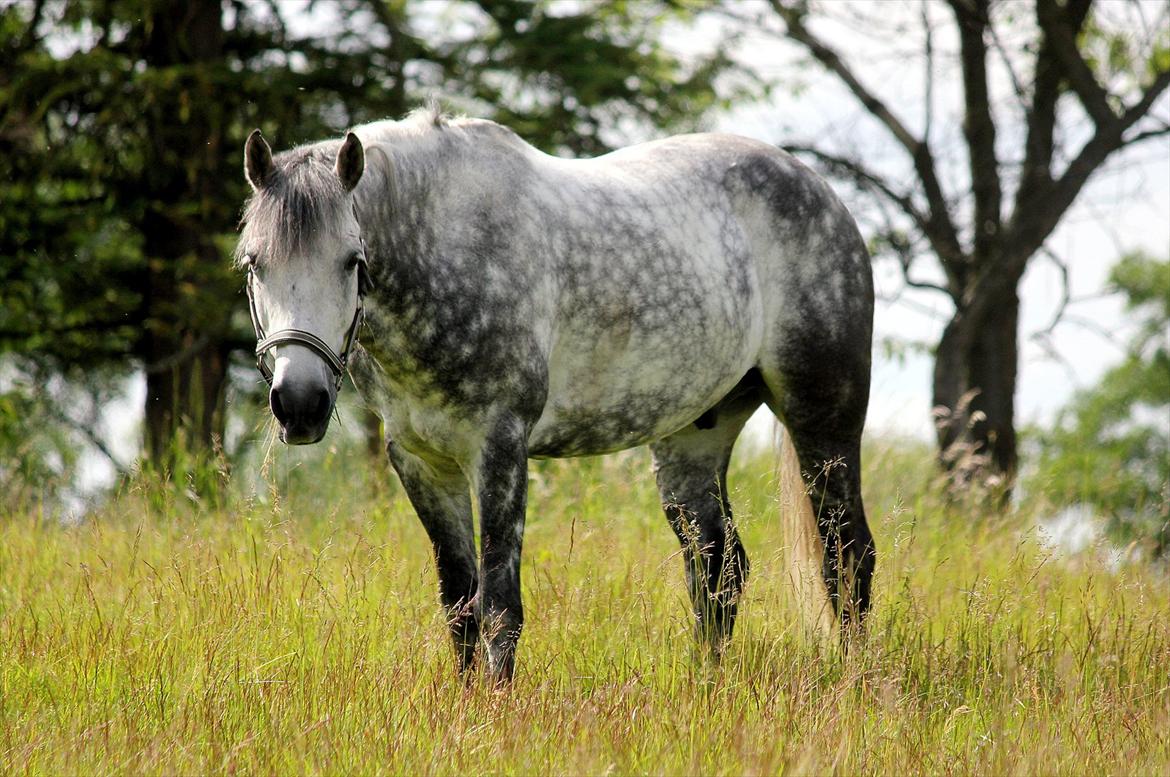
[236,129,370,444]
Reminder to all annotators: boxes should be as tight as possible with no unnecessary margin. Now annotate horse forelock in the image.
[234,144,350,267]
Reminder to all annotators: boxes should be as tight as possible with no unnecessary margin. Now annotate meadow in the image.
[1,432,1167,775]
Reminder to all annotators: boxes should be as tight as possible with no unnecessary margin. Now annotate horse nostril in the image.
[312,388,330,422]
[270,386,291,425]
[271,382,331,431]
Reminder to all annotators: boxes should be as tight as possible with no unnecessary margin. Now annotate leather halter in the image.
[244,239,369,392]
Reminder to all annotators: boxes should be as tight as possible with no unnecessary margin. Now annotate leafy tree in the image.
[1033,253,1169,558]
[0,375,76,513]
[0,0,735,488]
[737,0,1170,484]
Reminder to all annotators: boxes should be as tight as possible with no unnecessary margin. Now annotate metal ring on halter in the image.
[243,243,368,392]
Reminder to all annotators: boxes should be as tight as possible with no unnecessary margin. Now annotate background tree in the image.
[746,0,1170,483]
[0,0,737,489]
[1031,252,1169,559]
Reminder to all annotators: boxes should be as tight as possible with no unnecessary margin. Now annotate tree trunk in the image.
[932,285,1020,483]
[144,338,230,463]
[140,210,232,465]
[138,0,230,470]
[364,407,384,459]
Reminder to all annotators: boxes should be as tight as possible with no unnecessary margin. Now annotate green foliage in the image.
[1032,253,1170,557]
[0,378,76,511]
[1079,6,1170,88]
[453,1,746,155]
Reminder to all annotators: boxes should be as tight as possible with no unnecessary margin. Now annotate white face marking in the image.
[248,216,364,391]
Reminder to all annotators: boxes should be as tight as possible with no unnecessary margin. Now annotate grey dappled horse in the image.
[236,108,875,682]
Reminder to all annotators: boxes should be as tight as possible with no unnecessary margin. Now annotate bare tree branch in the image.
[876,207,953,298]
[985,5,1027,102]
[1122,69,1170,126]
[948,0,1003,262]
[770,2,918,150]
[922,0,936,143]
[875,290,952,321]
[1012,83,1170,267]
[1008,2,1170,281]
[1035,0,1118,126]
[901,273,952,296]
[855,184,955,300]
[1034,246,1072,337]
[768,0,966,269]
[781,143,927,227]
[1029,331,1082,387]
[1016,0,1091,212]
[1122,123,1170,147]
[44,400,130,477]
[1058,314,1129,351]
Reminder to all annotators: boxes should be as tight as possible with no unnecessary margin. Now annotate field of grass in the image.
[2,432,1168,774]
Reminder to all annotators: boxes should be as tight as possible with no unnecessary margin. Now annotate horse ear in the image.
[336,132,365,192]
[244,129,273,191]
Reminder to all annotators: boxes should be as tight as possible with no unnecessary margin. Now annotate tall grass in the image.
[1,434,1167,774]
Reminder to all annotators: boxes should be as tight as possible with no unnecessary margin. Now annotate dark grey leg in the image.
[783,428,874,628]
[650,391,758,657]
[386,440,480,674]
[471,414,530,683]
[764,352,876,629]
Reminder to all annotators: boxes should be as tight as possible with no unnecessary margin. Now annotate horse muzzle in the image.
[270,377,335,445]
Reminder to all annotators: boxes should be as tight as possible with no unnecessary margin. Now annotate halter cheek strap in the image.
[244,241,368,392]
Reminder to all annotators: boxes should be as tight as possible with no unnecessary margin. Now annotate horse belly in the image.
[528,279,761,458]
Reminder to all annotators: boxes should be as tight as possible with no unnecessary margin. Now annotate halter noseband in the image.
[244,239,368,392]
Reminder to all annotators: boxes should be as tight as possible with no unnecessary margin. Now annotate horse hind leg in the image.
[761,337,876,633]
[649,374,762,658]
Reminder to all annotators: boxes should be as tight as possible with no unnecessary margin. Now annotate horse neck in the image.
[356,126,527,281]
[353,132,470,318]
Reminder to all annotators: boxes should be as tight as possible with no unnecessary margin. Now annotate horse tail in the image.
[776,422,838,639]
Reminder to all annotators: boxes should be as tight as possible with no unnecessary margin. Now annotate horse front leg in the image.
[473,414,530,684]
[386,440,480,675]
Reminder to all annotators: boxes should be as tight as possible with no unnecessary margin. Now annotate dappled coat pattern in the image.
[236,109,876,682]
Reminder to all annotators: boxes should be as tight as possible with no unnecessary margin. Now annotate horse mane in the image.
[409,99,449,129]
[234,104,524,267]
[391,102,525,147]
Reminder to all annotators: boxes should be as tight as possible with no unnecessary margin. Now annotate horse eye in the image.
[346,252,363,271]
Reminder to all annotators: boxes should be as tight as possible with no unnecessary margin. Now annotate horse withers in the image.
[235,109,876,683]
